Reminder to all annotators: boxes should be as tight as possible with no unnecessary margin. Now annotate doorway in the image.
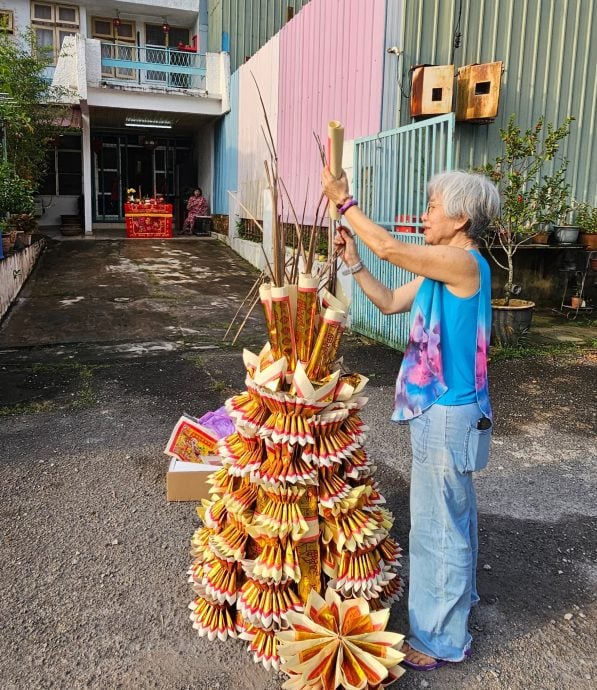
[91,132,192,222]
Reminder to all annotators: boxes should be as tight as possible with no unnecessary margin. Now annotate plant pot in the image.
[570,296,582,309]
[553,225,579,245]
[532,232,550,245]
[591,258,597,272]
[579,232,597,250]
[491,299,535,346]
[2,235,10,254]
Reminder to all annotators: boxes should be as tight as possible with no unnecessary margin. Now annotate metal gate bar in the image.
[351,114,455,350]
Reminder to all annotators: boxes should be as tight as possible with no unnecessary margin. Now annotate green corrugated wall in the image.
[387,0,596,205]
[207,0,312,72]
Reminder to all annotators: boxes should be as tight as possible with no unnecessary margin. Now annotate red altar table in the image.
[124,202,173,238]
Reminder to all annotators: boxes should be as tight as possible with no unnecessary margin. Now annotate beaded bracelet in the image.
[338,198,358,215]
[342,260,364,276]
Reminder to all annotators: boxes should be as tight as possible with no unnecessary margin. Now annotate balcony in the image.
[100,43,207,92]
[52,35,230,117]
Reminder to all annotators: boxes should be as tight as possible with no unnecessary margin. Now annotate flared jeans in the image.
[407,402,490,662]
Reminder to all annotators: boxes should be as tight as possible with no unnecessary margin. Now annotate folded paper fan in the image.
[329,549,396,600]
[209,520,249,563]
[377,538,402,567]
[218,433,264,477]
[239,624,281,671]
[252,440,318,487]
[282,673,324,690]
[320,508,386,553]
[190,525,212,560]
[202,557,240,605]
[343,448,373,480]
[222,481,259,517]
[188,596,237,642]
[243,537,302,584]
[318,470,352,509]
[204,497,228,531]
[208,465,236,495]
[226,389,269,432]
[237,579,303,629]
[277,588,405,690]
[378,575,405,609]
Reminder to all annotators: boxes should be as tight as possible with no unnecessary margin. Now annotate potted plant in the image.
[574,202,597,250]
[570,292,583,310]
[552,205,580,245]
[478,114,573,345]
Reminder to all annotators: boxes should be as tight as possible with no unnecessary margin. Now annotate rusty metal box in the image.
[456,61,503,122]
[410,65,454,117]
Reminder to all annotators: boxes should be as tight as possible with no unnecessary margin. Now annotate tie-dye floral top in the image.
[391,250,492,421]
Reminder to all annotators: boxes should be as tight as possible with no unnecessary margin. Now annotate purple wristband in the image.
[338,198,358,215]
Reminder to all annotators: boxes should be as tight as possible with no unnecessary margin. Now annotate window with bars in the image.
[40,135,82,196]
[31,3,79,63]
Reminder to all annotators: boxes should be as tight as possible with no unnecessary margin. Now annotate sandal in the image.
[402,643,472,671]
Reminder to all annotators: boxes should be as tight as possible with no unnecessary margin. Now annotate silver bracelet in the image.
[342,260,364,276]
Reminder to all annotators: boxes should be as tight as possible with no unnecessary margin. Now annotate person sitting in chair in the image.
[181,188,209,235]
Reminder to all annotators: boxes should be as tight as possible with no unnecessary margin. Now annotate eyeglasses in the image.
[424,202,442,215]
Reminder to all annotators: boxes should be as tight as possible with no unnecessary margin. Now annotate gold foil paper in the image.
[295,274,319,365]
[306,308,346,382]
[271,286,297,371]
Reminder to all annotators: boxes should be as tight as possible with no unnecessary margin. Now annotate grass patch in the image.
[0,399,56,416]
[0,363,104,416]
[490,340,595,362]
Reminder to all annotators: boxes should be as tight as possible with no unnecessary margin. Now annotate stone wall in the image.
[0,239,45,322]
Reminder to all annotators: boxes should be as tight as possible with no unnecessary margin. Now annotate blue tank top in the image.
[439,283,478,405]
[392,250,493,420]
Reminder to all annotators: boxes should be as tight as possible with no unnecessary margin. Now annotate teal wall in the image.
[213,70,240,214]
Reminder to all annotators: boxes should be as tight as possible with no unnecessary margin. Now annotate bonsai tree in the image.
[478,114,573,304]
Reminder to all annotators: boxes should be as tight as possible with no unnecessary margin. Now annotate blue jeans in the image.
[407,402,490,662]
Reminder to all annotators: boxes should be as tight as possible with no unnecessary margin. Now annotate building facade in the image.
[1,0,230,233]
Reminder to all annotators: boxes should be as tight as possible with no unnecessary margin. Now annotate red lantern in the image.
[162,22,170,33]
[113,17,121,29]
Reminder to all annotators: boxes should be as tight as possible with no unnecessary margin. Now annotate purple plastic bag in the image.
[197,406,235,440]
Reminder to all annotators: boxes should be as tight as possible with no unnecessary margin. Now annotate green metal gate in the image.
[352,114,455,350]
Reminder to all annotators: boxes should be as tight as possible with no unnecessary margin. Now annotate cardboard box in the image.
[166,456,221,502]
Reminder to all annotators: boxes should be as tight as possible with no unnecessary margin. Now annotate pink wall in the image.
[278,0,387,223]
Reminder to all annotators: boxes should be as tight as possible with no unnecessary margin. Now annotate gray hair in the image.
[427,170,500,240]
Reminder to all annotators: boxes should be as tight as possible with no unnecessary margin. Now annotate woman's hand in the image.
[321,167,351,206]
[334,225,360,266]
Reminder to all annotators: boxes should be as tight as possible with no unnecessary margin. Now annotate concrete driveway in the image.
[0,236,595,690]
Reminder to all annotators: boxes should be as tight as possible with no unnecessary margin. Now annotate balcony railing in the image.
[100,43,207,91]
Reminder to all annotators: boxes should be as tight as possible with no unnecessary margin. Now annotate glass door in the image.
[93,135,122,221]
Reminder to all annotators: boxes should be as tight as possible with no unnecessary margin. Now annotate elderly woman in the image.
[182,187,209,235]
[321,168,500,672]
